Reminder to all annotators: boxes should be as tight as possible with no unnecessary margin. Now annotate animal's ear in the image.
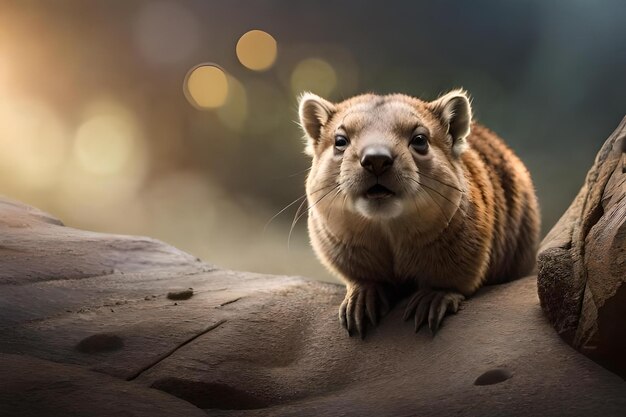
[298,92,336,151]
[429,89,472,156]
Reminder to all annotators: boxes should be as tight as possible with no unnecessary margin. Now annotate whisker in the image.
[405,176,458,206]
[288,183,341,249]
[264,183,337,232]
[288,184,337,230]
[288,196,309,244]
[422,187,450,223]
[263,194,306,232]
[326,188,343,223]
[407,177,467,224]
[415,170,464,193]
[404,174,469,218]
[293,184,340,226]
[309,182,341,196]
[412,192,420,214]
[283,166,312,178]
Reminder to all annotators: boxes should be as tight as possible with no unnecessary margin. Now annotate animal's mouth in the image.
[365,184,395,200]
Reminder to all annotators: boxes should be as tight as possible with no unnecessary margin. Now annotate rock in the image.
[537,116,626,378]
[0,197,208,286]
[1,197,625,416]
[0,354,207,417]
[151,377,270,410]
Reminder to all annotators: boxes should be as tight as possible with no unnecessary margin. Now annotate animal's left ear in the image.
[429,89,472,156]
[298,92,336,156]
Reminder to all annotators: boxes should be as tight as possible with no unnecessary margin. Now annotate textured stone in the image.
[1,197,625,416]
[537,116,626,377]
[0,354,208,417]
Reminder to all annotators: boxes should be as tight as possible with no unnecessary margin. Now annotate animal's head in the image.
[298,90,470,223]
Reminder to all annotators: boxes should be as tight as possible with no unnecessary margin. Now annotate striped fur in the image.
[299,91,540,334]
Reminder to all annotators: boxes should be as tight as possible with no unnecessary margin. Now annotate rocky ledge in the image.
[1,120,626,416]
[537,116,626,378]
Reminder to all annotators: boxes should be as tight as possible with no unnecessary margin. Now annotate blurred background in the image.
[0,0,625,282]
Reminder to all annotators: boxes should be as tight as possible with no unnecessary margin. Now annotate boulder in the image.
[0,194,625,416]
[0,354,207,417]
[537,117,626,378]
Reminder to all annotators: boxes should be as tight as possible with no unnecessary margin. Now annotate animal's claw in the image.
[404,289,464,335]
[339,283,391,339]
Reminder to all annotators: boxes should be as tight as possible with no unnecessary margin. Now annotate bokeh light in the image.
[74,116,135,176]
[184,64,229,109]
[56,167,148,228]
[0,1,622,285]
[0,97,69,188]
[290,58,337,97]
[134,1,200,66]
[73,100,145,177]
[277,45,359,99]
[236,30,278,71]
[57,99,148,225]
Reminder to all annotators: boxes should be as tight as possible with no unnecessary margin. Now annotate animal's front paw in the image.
[402,289,464,334]
[339,283,390,339]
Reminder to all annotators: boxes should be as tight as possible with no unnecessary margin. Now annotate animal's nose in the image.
[360,146,394,176]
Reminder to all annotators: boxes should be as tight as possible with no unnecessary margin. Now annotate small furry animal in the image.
[297,90,540,337]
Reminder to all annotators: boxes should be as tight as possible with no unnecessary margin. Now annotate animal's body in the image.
[297,90,540,337]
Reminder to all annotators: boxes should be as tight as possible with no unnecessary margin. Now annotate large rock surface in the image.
[537,117,626,378]
[1,196,625,416]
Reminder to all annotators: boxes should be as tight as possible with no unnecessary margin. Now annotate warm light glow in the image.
[57,100,148,222]
[73,101,141,176]
[0,58,7,89]
[184,64,229,109]
[290,58,337,97]
[236,30,277,71]
[0,97,69,188]
[134,1,200,66]
[217,75,248,131]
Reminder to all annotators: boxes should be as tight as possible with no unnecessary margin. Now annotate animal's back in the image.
[465,123,540,284]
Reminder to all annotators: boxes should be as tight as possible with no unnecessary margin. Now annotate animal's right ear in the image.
[298,92,336,153]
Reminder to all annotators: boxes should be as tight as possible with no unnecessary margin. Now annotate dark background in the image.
[1,0,625,281]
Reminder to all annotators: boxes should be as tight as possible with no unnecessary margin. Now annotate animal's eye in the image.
[334,135,349,151]
[410,134,429,155]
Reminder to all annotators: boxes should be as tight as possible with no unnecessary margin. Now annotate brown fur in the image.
[298,90,540,337]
